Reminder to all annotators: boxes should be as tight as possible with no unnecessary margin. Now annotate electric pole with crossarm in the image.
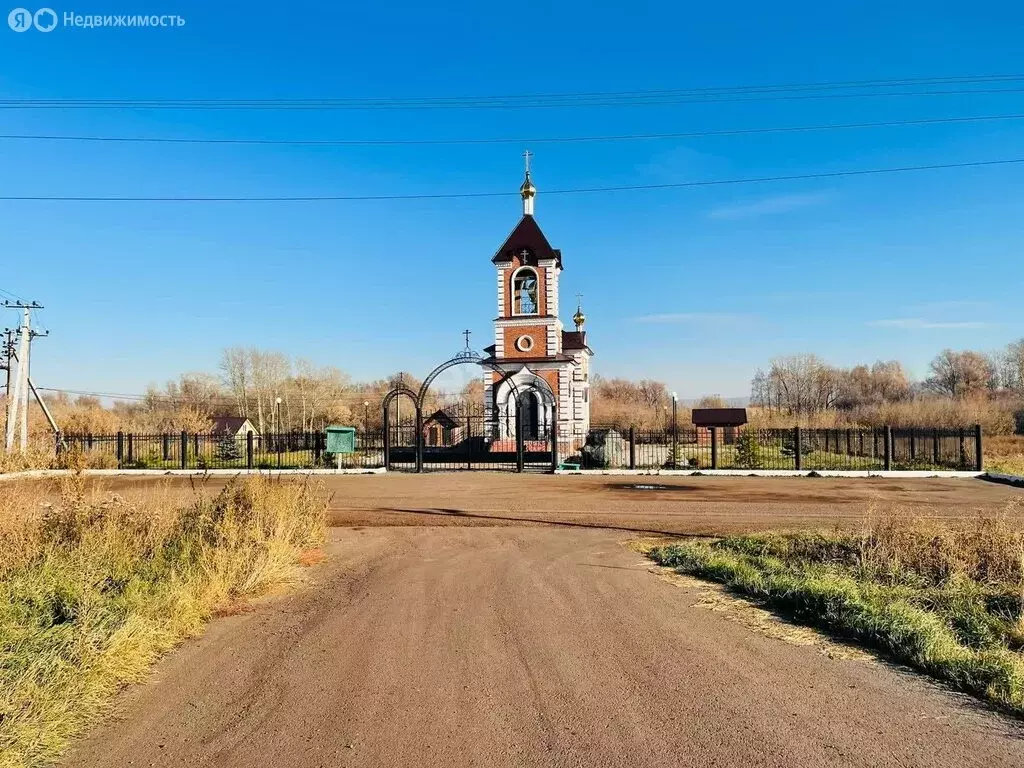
[3,300,58,453]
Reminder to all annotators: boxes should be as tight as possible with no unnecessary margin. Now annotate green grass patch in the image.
[0,475,327,768]
[649,515,1024,715]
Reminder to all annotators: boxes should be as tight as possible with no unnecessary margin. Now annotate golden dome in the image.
[520,171,536,199]
[573,305,586,330]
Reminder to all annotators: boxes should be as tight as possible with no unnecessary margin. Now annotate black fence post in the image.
[932,428,940,467]
[383,409,391,471]
[162,434,170,462]
[180,431,187,469]
[794,426,802,470]
[909,430,916,463]
[550,405,559,473]
[127,433,134,465]
[711,427,719,469]
[515,409,525,473]
[975,424,983,472]
[883,426,892,471]
[466,410,472,471]
[628,426,636,470]
[415,406,424,473]
[247,431,254,469]
[116,431,124,469]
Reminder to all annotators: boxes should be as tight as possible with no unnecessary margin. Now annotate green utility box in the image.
[325,426,357,454]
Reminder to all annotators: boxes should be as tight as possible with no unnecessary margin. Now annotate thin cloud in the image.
[866,318,991,330]
[906,300,995,312]
[632,312,751,324]
[707,192,830,220]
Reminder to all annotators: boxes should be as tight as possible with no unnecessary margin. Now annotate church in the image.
[481,158,593,452]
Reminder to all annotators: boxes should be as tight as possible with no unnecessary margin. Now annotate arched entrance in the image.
[380,346,559,472]
[381,383,420,472]
[521,392,540,440]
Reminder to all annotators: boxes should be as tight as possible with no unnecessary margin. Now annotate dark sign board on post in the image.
[691,408,748,427]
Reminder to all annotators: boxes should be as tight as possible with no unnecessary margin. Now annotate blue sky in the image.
[1,1,1022,399]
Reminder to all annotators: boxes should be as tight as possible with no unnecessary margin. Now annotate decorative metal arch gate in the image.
[381,346,559,472]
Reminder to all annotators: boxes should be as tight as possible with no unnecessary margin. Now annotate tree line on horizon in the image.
[6,340,1024,438]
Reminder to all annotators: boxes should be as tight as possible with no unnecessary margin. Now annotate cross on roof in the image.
[462,329,472,349]
[576,292,584,305]
[523,149,532,174]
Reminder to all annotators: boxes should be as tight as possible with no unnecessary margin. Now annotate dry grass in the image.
[748,398,1020,435]
[987,435,1024,476]
[0,474,327,768]
[650,504,1024,715]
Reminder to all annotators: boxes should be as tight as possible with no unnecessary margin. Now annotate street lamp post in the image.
[363,401,370,437]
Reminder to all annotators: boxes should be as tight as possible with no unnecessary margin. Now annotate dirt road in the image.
[71,473,1024,534]
[65,518,1024,766]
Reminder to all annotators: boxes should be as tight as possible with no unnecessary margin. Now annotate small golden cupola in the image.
[573,299,586,331]
[520,149,536,216]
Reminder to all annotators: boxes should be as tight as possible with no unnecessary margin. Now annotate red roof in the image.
[562,330,589,352]
[492,215,562,269]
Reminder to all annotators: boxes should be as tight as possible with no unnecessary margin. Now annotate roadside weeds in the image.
[0,474,327,768]
[647,504,1024,717]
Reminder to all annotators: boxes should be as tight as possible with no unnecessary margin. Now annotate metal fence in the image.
[60,431,387,470]
[579,425,983,471]
[54,424,983,472]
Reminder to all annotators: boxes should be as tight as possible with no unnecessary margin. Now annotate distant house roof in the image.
[423,409,460,429]
[211,416,258,435]
[491,215,563,269]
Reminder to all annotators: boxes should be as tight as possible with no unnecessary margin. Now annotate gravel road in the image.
[64,508,1024,767]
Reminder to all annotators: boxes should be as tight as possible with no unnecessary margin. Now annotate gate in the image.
[381,347,559,473]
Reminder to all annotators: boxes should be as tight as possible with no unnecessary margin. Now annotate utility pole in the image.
[3,301,45,453]
[1,328,14,442]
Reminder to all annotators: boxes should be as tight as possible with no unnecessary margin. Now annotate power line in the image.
[1,157,1022,203]
[5,112,1024,148]
[0,286,30,303]
[2,75,1024,110]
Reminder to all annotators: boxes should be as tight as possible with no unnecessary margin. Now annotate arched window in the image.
[512,268,538,315]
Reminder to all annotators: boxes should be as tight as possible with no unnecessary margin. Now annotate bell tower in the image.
[482,155,593,451]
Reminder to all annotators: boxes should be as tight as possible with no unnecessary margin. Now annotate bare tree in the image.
[220,347,252,418]
[291,359,351,431]
[995,339,1024,394]
[924,349,996,398]
[250,350,290,433]
[760,354,840,415]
